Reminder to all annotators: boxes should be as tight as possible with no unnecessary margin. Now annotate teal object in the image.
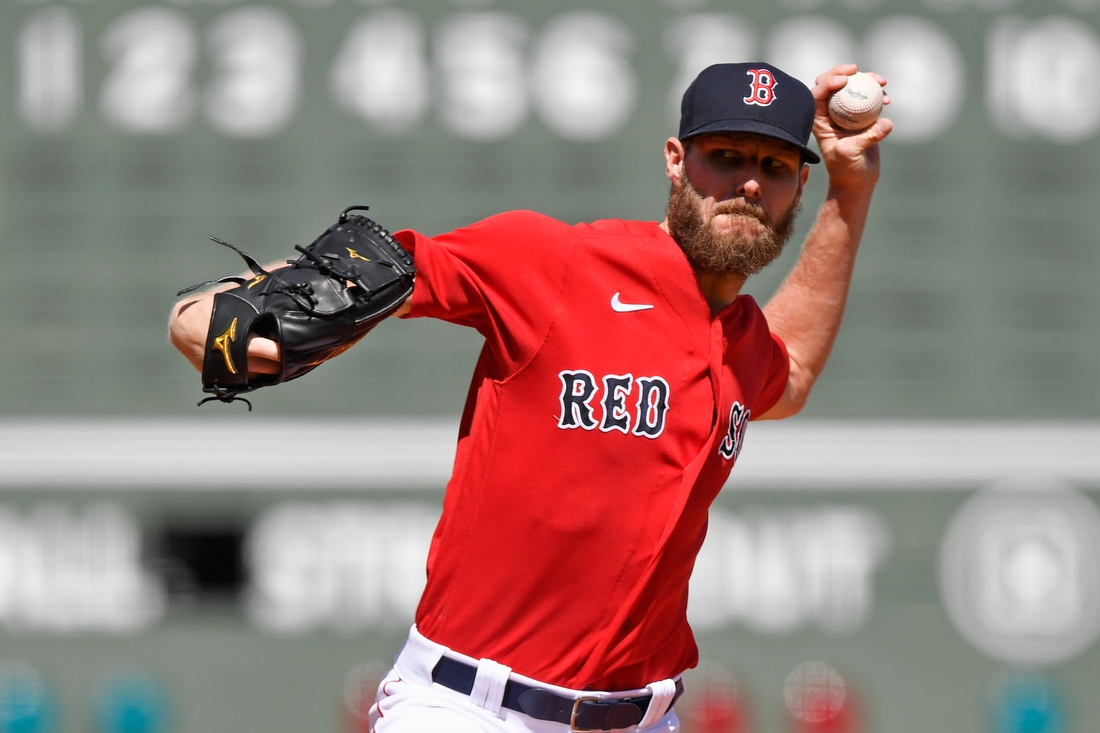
[94,673,169,733]
[991,674,1066,733]
[0,662,53,733]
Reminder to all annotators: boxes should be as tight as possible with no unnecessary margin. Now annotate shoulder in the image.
[400,213,666,261]
[464,214,666,259]
[472,215,663,242]
[582,218,664,240]
[450,213,661,245]
[395,210,574,256]
[737,294,764,316]
[723,294,772,334]
[471,210,576,237]
[568,220,672,260]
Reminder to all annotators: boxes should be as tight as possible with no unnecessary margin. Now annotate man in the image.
[170,62,890,733]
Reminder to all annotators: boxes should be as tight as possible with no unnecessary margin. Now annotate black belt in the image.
[431,656,684,731]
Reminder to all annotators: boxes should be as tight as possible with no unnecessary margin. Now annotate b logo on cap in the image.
[743,69,778,107]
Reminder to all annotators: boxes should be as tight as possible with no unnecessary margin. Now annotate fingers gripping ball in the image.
[178,206,416,408]
[827,72,884,132]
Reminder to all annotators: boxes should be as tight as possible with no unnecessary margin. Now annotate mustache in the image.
[710,199,768,224]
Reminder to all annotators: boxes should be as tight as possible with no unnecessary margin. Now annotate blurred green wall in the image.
[2,0,1098,418]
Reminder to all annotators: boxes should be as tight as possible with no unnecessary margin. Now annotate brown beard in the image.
[666,176,800,278]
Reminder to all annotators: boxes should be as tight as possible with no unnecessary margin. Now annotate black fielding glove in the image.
[178,206,415,408]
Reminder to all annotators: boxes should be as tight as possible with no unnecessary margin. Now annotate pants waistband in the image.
[395,626,683,731]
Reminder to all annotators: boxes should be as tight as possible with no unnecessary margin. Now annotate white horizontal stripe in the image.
[0,419,458,490]
[0,419,1097,491]
[735,420,1100,489]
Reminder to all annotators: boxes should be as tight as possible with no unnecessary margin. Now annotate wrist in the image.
[825,179,876,213]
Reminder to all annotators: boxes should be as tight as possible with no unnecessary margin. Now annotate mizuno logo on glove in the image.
[213,317,238,375]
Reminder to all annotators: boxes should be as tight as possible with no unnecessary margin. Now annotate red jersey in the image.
[394,211,788,691]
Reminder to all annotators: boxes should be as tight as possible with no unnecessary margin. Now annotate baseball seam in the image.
[836,92,880,115]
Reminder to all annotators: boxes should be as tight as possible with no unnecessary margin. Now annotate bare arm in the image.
[759,65,893,419]
[168,272,281,376]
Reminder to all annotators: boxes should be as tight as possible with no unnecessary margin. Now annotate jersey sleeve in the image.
[751,332,789,418]
[393,211,574,377]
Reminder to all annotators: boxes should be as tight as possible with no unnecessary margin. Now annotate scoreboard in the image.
[0,0,1099,417]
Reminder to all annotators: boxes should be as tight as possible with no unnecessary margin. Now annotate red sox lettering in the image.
[743,69,778,107]
[557,370,670,438]
[718,401,750,461]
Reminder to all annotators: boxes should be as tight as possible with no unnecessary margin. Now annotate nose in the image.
[735,169,763,200]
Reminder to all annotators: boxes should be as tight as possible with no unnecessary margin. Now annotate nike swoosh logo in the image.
[611,292,654,313]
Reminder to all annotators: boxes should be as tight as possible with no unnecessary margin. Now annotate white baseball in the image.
[827,72,884,131]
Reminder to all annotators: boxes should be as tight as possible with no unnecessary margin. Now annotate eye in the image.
[763,156,793,175]
[712,149,743,164]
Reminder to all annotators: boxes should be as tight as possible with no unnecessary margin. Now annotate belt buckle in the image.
[570,696,602,732]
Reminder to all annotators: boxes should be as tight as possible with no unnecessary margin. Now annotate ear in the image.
[796,163,811,203]
[664,137,686,185]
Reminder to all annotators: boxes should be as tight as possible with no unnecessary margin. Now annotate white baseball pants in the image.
[369,626,680,733]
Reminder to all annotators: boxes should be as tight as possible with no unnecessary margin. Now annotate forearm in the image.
[168,294,215,373]
[757,64,891,419]
[168,288,281,376]
[762,184,875,414]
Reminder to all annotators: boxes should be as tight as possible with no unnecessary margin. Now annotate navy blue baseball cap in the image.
[679,62,820,164]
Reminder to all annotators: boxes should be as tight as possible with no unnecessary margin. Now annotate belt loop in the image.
[636,678,677,730]
[470,657,512,717]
